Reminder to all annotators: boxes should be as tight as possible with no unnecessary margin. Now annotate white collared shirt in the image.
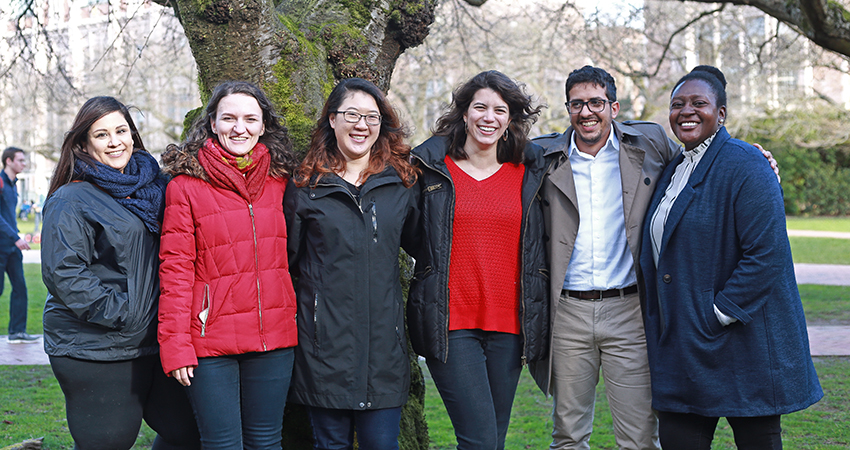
[649,131,735,325]
[563,127,637,290]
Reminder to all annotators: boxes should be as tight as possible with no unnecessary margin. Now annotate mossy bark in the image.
[165,0,437,154]
[159,1,436,448]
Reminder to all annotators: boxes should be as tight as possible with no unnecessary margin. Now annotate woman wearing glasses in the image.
[284,77,419,450]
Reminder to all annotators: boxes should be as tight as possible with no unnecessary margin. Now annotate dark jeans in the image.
[306,405,402,450]
[2,247,28,334]
[426,329,523,450]
[186,348,294,450]
[49,354,200,450]
[658,411,782,450]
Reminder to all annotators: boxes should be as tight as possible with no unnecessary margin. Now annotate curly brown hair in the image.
[434,70,542,165]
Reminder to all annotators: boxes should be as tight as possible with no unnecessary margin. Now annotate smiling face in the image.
[331,90,381,164]
[463,88,511,153]
[567,82,619,156]
[211,93,265,156]
[669,78,726,150]
[84,111,134,173]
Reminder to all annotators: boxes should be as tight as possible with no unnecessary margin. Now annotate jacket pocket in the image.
[697,289,728,339]
[298,261,324,355]
[199,284,212,337]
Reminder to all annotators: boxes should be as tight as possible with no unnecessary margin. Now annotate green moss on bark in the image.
[180,107,204,141]
[338,0,376,28]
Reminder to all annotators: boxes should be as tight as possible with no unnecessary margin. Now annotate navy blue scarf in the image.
[74,151,167,233]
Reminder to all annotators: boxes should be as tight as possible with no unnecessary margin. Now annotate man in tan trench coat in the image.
[531,66,678,450]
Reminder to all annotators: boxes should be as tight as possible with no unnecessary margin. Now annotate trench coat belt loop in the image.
[562,284,638,301]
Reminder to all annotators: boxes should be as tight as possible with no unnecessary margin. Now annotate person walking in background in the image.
[407,70,549,450]
[285,77,419,450]
[41,96,200,450]
[2,147,36,343]
[640,65,822,449]
[158,80,300,450]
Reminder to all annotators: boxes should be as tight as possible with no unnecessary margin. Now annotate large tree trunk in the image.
[159,1,437,448]
[165,0,437,152]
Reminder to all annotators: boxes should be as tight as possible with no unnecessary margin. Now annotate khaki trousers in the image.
[550,290,659,450]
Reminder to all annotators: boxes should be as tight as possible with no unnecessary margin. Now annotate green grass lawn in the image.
[0,264,47,336]
[789,237,850,265]
[786,216,850,232]
[424,359,850,450]
[15,217,41,251]
[799,285,850,325]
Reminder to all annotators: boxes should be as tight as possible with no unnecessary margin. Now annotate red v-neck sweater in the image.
[445,156,523,334]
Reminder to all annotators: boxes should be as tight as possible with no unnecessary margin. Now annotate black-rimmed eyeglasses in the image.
[566,99,612,115]
[333,110,382,126]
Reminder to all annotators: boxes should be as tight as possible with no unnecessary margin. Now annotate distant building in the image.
[0,0,199,205]
[640,0,850,120]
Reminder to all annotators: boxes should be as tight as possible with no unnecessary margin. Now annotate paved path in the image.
[795,263,850,286]
[787,230,850,239]
[4,325,850,364]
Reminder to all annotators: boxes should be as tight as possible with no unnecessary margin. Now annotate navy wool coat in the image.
[639,127,822,417]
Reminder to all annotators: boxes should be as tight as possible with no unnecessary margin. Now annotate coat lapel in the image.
[616,124,646,230]
[543,128,579,212]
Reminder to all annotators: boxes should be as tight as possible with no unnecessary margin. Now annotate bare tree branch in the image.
[668,0,850,57]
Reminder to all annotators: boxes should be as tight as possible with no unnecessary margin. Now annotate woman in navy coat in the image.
[639,65,822,449]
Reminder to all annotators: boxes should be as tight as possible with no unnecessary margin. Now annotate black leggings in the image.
[658,411,782,450]
[49,354,200,450]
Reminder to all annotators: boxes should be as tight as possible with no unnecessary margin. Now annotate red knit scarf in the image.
[199,138,270,202]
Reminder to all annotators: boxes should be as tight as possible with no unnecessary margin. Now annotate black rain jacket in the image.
[285,166,419,410]
[42,182,162,361]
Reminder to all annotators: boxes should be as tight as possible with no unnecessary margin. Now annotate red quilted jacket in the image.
[158,173,297,374]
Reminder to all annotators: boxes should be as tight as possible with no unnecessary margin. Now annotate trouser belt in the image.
[562,284,638,301]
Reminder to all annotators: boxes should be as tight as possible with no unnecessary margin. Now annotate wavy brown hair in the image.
[161,80,298,179]
[48,96,147,197]
[296,78,418,188]
[434,70,542,165]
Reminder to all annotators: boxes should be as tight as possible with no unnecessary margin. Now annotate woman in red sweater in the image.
[157,80,300,450]
[408,71,549,450]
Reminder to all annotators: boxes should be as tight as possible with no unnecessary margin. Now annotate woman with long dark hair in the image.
[157,80,299,449]
[285,77,419,450]
[42,96,200,450]
[407,70,549,450]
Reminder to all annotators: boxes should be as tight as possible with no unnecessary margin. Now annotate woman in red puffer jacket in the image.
[157,80,299,450]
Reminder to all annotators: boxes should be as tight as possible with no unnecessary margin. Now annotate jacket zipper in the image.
[518,160,549,365]
[370,200,378,242]
[248,203,267,351]
[313,293,320,349]
[413,155,455,363]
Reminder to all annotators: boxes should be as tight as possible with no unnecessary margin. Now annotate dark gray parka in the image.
[284,166,419,410]
[407,136,550,365]
[42,182,161,361]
